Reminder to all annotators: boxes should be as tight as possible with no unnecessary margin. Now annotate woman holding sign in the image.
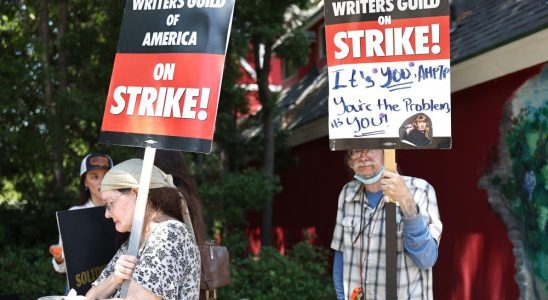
[49,153,114,273]
[86,159,201,300]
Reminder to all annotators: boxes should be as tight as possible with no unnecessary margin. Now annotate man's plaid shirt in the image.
[331,177,442,300]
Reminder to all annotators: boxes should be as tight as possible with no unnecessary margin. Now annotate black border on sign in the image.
[324,0,450,25]
[329,137,452,150]
[100,131,212,153]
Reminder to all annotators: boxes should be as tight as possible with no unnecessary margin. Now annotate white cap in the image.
[80,153,113,176]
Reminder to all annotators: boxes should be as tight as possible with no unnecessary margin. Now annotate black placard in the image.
[57,207,118,295]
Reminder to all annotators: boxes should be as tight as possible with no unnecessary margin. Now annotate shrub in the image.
[0,244,66,299]
[220,242,335,300]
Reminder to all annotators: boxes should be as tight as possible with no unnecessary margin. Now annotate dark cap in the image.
[80,153,113,176]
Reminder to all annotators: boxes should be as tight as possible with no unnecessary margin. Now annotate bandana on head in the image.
[100,158,175,192]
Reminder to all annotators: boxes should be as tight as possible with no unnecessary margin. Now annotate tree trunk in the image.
[227,108,240,172]
[38,0,65,191]
[253,41,275,247]
[57,0,68,90]
[194,153,205,183]
[55,0,68,187]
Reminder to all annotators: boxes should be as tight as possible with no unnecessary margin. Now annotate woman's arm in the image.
[86,273,123,299]
[124,280,162,300]
[50,236,66,273]
[50,246,66,273]
[86,254,137,299]
[96,280,162,300]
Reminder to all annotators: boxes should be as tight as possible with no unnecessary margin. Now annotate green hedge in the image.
[0,244,66,299]
[220,242,335,300]
[0,239,336,300]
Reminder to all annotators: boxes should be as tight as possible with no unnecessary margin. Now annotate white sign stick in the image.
[120,144,156,297]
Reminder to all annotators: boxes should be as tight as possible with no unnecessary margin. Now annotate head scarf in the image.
[100,158,195,236]
[100,158,175,192]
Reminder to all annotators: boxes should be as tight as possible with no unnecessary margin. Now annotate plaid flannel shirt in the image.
[331,177,442,300]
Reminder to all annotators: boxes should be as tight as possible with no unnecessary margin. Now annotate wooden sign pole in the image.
[384,149,397,300]
[383,149,396,172]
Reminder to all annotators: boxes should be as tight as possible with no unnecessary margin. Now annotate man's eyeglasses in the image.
[349,149,382,159]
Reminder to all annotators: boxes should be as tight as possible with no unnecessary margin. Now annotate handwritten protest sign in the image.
[100,0,235,153]
[324,0,451,149]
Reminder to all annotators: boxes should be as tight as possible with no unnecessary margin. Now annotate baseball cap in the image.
[80,153,114,176]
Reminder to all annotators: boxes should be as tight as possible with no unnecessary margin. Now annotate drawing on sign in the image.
[399,113,433,147]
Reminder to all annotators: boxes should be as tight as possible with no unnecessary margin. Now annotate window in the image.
[282,59,297,80]
[318,25,326,60]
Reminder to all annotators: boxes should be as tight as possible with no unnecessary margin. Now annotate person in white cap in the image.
[49,152,114,273]
[86,159,200,300]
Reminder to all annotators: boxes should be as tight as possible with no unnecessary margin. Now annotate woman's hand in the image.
[405,124,413,134]
[49,244,64,264]
[113,254,138,285]
[86,254,138,300]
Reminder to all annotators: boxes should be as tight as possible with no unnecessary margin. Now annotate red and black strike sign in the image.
[100,0,235,153]
[324,0,450,67]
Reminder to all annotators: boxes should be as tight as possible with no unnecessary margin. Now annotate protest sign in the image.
[325,0,452,149]
[99,0,235,153]
[57,207,118,295]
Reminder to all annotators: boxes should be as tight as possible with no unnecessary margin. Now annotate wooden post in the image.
[384,149,397,300]
[120,144,157,297]
[384,149,396,172]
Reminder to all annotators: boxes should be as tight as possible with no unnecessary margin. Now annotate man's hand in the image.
[380,170,418,218]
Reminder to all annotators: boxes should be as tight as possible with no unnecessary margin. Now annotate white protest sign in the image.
[325,0,452,149]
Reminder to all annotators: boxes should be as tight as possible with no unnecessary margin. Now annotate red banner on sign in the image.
[101,53,224,140]
[325,16,450,67]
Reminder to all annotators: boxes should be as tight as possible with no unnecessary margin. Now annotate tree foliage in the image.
[0,0,128,210]
[198,168,281,257]
[0,1,335,298]
[231,0,313,246]
[493,105,548,280]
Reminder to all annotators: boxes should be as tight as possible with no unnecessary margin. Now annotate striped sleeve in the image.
[331,185,348,251]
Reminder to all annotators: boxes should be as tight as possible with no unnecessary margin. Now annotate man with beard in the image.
[331,149,442,299]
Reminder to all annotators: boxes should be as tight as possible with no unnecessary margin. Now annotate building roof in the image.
[281,0,548,142]
[450,0,548,63]
[279,67,329,130]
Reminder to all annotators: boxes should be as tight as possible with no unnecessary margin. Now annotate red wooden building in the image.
[242,1,548,299]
